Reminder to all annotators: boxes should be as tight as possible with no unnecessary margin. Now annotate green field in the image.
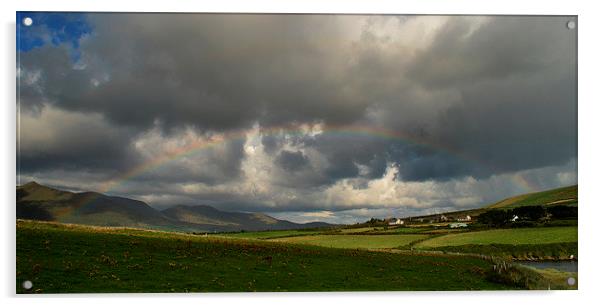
[352,226,433,234]
[16,220,518,292]
[381,227,433,234]
[415,227,577,249]
[338,227,380,233]
[272,234,430,249]
[217,230,324,239]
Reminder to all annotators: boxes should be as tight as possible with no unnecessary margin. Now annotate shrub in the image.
[511,206,546,221]
[477,210,511,227]
[547,205,578,219]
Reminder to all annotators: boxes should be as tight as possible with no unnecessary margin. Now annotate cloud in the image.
[407,16,570,89]
[275,150,310,172]
[18,104,136,174]
[129,126,246,185]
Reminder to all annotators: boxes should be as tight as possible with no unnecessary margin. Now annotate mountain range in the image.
[16,182,333,232]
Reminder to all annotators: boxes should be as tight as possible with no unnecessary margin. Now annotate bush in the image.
[511,206,546,221]
[478,205,577,228]
[547,205,578,219]
[477,210,511,227]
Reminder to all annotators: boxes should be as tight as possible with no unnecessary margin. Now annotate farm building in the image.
[456,215,472,222]
[388,218,404,225]
[449,222,468,228]
[439,215,449,222]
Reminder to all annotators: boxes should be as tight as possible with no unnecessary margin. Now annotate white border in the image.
[2,1,601,306]
[6,0,584,15]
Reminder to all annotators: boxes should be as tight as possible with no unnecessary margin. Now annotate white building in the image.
[388,218,404,225]
[457,215,472,222]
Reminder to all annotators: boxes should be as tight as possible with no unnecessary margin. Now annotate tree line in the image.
[478,205,577,227]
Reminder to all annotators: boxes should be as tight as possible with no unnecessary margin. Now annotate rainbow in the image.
[92,123,537,198]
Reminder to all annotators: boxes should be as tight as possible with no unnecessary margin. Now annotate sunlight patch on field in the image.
[216,230,322,239]
[272,234,429,249]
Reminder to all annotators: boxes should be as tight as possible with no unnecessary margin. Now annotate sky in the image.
[16,13,577,224]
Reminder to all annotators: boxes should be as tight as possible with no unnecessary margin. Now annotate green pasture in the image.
[217,230,323,239]
[16,220,514,293]
[415,227,577,249]
[272,234,429,249]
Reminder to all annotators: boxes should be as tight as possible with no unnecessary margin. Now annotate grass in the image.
[370,227,433,234]
[215,226,446,239]
[428,242,578,260]
[338,227,381,233]
[272,234,430,249]
[415,227,577,249]
[420,228,471,235]
[486,260,577,290]
[216,230,323,239]
[17,220,516,293]
[526,267,578,289]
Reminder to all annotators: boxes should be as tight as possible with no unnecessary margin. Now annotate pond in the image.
[517,260,578,272]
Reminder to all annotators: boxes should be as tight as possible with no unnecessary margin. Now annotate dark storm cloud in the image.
[407,17,572,89]
[133,137,247,186]
[395,149,481,181]
[306,134,388,180]
[20,14,373,132]
[360,16,576,180]
[432,74,576,174]
[406,17,576,171]
[261,135,281,154]
[18,105,137,174]
[263,133,393,187]
[276,150,310,172]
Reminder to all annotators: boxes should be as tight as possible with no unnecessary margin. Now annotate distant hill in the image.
[17,182,182,230]
[162,205,331,232]
[16,182,333,232]
[486,185,577,209]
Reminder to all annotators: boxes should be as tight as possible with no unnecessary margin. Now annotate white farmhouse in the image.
[457,215,472,222]
[388,218,404,225]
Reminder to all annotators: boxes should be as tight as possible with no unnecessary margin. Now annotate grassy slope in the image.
[18,182,73,202]
[426,243,578,261]
[272,234,430,249]
[415,227,577,248]
[16,220,514,293]
[487,185,577,209]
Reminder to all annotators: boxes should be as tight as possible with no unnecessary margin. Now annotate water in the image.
[517,260,578,272]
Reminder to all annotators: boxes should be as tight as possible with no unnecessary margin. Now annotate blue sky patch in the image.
[17,12,92,53]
